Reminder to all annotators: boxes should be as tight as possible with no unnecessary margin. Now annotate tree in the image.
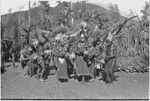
[108,3,120,23]
[39,1,49,6]
[72,1,87,20]
[8,9,12,13]
[56,1,61,4]
[55,2,72,27]
[141,1,149,32]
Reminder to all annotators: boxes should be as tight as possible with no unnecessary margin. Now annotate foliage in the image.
[108,3,121,23]
[1,1,149,71]
[141,1,149,33]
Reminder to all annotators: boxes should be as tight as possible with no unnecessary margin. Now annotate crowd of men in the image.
[1,22,117,84]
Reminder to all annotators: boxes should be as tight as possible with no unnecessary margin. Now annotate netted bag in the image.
[78,42,86,52]
[87,37,94,45]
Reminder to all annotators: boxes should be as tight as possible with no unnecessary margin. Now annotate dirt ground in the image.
[1,63,149,99]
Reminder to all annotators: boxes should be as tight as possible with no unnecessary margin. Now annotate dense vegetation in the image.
[1,1,149,72]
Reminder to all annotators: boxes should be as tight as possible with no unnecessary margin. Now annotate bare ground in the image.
[1,63,149,99]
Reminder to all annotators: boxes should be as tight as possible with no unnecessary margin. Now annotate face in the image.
[97,42,100,45]
[26,47,33,55]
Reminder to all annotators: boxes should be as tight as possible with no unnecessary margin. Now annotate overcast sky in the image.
[1,0,149,17]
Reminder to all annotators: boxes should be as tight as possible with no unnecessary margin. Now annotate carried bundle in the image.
[43,42,51,49]
[34,28,52,44]
[94,46,102,57]
[70,44,78,53]
[95,52,106,64]
[91,29,105,40]
[41,30,51,40]
[52,45,66,57]
[77,42,86,53]
[69,52,76,59]
[35,29,46,44]
[52,26,69,36]
[55,33,68,43]
[87,37,94,46]
[87,46,95,57]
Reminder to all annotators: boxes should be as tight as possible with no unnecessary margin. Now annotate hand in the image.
[84,51,89,54]
[100,59,105,64]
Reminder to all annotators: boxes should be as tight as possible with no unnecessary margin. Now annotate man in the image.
[94,42,105,78]
[2,40,12,62]
[21,45,34,77]
[67,49,76,78]
[56,46,69,82]
[75,44,90,83]
[11,42,21,68]
[1,50,6,73]
[43,45,57,79]
[31,39,46,81]
[20,48,30,70]
[102,39,117,83]
[85,46,96,82]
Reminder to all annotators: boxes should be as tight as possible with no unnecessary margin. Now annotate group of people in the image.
[1,22,117,84]
[1,39,21,73]
[18,23,117,84]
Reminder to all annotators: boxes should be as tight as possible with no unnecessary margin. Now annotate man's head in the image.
[25,46,33,55]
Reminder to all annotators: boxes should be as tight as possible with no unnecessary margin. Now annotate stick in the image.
[111,16,138,35]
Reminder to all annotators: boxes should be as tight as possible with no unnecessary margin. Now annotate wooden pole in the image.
[70,2,74,26]
[28,1,31,28]
[27,1,31,44]
[18,9,21,45]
